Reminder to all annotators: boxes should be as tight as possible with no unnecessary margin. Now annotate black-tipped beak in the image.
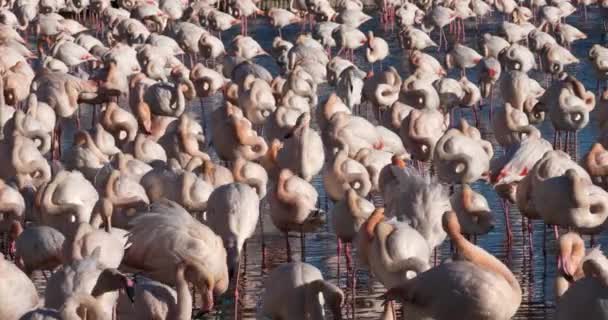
[194,309,209,318]
[125,278,136,303]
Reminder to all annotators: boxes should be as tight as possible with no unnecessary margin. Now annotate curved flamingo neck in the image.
[175,265,193,320]
[448,224,520,293]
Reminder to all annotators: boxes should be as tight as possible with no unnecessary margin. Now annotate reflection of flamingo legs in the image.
[502,199,513,243]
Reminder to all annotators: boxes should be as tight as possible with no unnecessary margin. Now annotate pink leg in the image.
[462,19,467,42]
[75,109,81,129]
[528,219,534,254]
[503,199,513,243]
[543,224,547,256]
[337,238,342,281]
[336,47,345,58]
[300,227,306,262]
[348,242,356,318]
[473,104,479,126]
[489,86,494,122]
[234,250,242,320]
[437,28,443,52]
[554,225,559,240]
[345,242,353,274]
[259,210,267,268]
[285,232,292,262]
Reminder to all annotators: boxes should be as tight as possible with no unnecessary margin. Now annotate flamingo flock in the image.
[0,0,607,318]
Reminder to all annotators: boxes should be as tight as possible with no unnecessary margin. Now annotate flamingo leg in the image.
[543,224,547,256]
[528,219,534,256]
[441,28,448,51]
[337,238,342,281]
[554,225,559,240]
[351,252,357,320]
[461,20,467,43]
[438,27,443,52]
[345,241,353,275]
[234,251,242,320]
[285,232,292,262]
[584,4,588,21]
[192,286,197,311]
[260,210,267,268]
[300,226,306,262]
[503,199,513,243]
[489,85,494,122]
[200,98,207,137]
[574,132,578,162]
[92,105,97,128]
[75,109,81,129]
[336,47,345,58]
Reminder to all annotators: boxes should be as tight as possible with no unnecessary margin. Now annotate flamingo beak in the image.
[558,256,575,282]
[125,278,136,303]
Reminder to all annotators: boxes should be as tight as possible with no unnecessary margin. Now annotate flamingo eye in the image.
[455,163,466,174]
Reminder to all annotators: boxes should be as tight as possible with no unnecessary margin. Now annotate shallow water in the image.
[210,8,608,320]
[9,4,608,320]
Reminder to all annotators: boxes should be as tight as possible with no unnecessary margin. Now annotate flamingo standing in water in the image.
[231,0,263,35]
[366,31,389,76]
[384,211,522,320]
[267,8,301,38]
[425,6,457,52]
[334,24,367,61]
